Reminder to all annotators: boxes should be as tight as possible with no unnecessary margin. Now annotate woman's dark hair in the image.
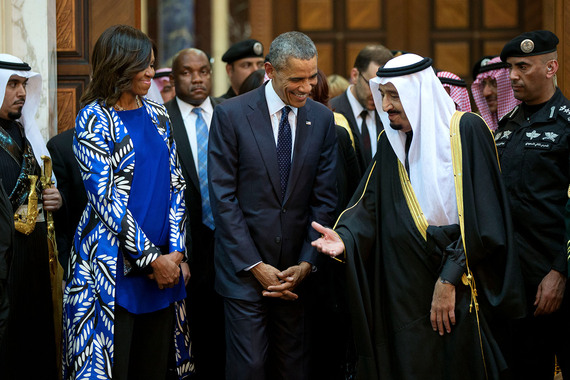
[310,68,329,107]
[238,69,266,95]
[80,25,153,107]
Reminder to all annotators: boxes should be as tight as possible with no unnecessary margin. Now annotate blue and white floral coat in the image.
[62,98,192,379]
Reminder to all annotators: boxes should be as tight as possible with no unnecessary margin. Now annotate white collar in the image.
[346,86,366,117]
[265,80,298,117]
[176,96,213,118]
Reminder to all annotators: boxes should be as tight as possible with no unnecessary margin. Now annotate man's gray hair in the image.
[267,31,317,71]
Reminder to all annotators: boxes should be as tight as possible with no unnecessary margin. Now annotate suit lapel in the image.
[168,99,200,191]
[246,86,282,201]
[284,103,312,204]
[339,92,359,136]
[338,91,369,169]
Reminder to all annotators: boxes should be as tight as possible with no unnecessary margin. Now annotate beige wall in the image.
[1,0,58,140]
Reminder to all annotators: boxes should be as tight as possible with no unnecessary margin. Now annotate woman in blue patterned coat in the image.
[62,25,192,379]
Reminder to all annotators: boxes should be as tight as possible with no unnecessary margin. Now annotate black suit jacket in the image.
[208,83,338,301]
[47,128,87,278]
[165,96,221,284]
[334,125,361,217]
[330,90,382,173]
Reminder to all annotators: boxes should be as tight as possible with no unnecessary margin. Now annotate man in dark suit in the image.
[330,45,393,173]
[47,128,87,279]
[208,31,337,380]
[164,48,224,380]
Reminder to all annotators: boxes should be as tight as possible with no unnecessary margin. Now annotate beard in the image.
[389,122,403,130]
[7,110,22,120]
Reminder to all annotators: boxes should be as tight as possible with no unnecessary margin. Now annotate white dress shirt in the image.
[265,80,298,160]
[176,96,214,174]
[246,82,299,271]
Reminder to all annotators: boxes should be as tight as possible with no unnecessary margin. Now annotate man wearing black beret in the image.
[219,39,264,99]
[495,29,570,379]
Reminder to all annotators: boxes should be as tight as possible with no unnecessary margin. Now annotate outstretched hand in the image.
[310,221,345,257]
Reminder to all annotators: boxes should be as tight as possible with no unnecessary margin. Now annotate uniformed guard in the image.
[219,39,264,99]
[0,53,62,379]
[496,30,570,379]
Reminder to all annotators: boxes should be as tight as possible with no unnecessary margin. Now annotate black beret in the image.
[472,56,496,81]
[222,39,264,63]
[500,30,559,62]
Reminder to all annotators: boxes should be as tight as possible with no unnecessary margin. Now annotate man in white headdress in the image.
[0,53,61,379]
[311,53,525,380]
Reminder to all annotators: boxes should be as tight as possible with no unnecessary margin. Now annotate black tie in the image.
[404,131,413,175]
[360,110,372,164]
[277,106,292,200]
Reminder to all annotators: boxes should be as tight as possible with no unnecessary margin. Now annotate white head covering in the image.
[0,53,50,167]
[370,53,458,226]
[145,77,164,104]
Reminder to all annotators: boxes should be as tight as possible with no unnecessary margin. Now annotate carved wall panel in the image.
[315,42,334,76]
[483,40,510,57]
[56,0,76,52]
[250,0,546,90]
[57,87,78,133]
[484,0,518,28]
[298,0,333,31]
[346,0,382,30]
[56,0,139,134]
[435,0,469,29]
[434,42,470,78]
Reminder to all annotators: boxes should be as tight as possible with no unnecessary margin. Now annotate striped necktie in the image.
[193,107,214,230]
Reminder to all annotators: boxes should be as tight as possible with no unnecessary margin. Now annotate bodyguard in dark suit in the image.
[208,32,337,380]
[46,128,87,279]
[330,45,392,173]
[164,48,224,380]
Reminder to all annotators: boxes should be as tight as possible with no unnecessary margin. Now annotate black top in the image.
[0,180,13,280]
[0,118,25,197]
[496,88,570,287]
[336,112,525,379]
[219,86,237,100]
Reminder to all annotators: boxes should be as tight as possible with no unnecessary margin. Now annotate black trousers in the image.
[113,304,174,380]
[0,279,8,345]
[509,284,570,380]
[224,296,311,380]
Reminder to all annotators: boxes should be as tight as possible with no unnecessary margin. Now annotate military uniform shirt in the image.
[496,87,570,287]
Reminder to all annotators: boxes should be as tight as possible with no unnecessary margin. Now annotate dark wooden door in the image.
[255,0,541,81]
[56,0,141,133]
